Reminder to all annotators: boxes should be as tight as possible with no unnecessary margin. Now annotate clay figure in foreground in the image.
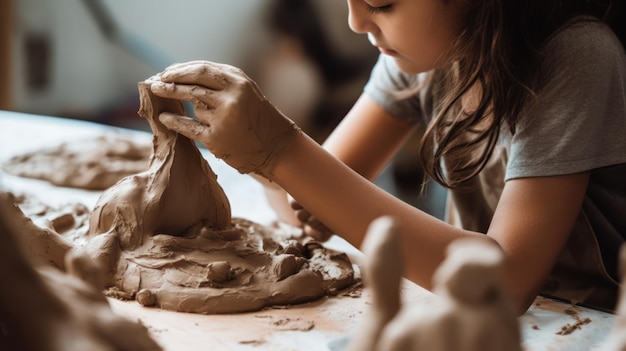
[81,75,355,314]
[348,216,521,351]
[0,192,161,351]
[603,244,626,350]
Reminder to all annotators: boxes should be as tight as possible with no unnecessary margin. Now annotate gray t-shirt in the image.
[364,18,626,310]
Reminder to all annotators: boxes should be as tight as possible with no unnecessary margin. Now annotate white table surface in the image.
[0,110,618,351]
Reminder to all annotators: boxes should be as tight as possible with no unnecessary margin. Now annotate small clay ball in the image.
[136,289,156,306]
[206,261,231,282]
[50,213,75,233]
[280,240,305,257]
[272,254,303,281]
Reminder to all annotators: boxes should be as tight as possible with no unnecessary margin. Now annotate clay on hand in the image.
[150,60,301,178]
[81,77,355,314]
[290,198,335,242]
[0,193,161,351]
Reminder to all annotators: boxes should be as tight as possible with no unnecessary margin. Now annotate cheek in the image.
[396,20,457,71]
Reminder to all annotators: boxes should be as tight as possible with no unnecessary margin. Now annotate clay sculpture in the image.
[81,76,356,314]
[348,216,521,351]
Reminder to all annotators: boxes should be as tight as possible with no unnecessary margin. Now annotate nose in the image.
[347,0,377,34]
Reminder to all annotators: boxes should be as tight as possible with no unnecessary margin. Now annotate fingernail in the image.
[152,82,174,93]
[159,112,173,123]
[151,82,164,91]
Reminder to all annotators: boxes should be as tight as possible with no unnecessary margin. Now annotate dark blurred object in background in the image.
[258,0,377,143]
[1,0,13,110]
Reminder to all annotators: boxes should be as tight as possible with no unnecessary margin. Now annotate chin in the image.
[394,57,433,75]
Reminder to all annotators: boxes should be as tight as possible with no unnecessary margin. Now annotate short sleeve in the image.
[505,19,626,180]
[363,54,428,124]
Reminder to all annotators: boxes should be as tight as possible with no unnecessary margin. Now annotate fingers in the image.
[306,216,332,233]
[296,211,331,233]
[290,198,304,210]
[294,208,332,236]
[305,215,334,242]
[151,82,217,110]
[159,112,211,141]
[160,61,234,90]
[304,224,334,242]
[295,208,311,223]
[291,199,334,242]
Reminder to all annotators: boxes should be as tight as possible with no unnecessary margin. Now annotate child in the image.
[149,0,626,314]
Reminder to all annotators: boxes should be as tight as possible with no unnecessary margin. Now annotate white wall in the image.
[11,0,375,123]
[11,0,271,118]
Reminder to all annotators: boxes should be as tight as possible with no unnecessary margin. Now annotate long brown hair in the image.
[419,0,624,189]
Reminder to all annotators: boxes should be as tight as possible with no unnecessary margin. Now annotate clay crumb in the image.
[104,286,134,300]
[147,326,167,334]
[272,318,315,331]
[239,339,266,345]
[340,282,363,298]
[136,289,156,306]
[556,317,591,335]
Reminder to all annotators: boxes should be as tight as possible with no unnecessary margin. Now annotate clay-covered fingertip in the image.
[157,112,176,126]
[150,81,165,92]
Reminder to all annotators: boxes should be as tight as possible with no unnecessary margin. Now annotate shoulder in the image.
[531,16,626,106]
[505,18,626,179]
[542,17,625,74]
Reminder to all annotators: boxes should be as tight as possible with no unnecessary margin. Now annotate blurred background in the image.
[0,0,446,218]
[2,0,377,134]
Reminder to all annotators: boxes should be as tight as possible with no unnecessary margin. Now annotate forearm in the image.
[257,95,416,226]
[322,95,418,181]
[272,133,486,289]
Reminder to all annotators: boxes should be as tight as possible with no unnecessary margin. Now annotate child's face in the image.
[348,0,465,74]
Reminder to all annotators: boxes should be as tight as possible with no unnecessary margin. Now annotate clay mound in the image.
[2,135,151,190]
[105,218,355,314]
[82,76,355,314]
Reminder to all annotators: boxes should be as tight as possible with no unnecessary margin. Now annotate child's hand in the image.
[150,61,301,177]
[290,199,335,242]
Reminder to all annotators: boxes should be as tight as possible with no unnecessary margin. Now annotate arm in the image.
[258,94,417,234]
[488,173,589,312]
[149,61,589,314]
[272,131,589,314]
[322,94,418,180]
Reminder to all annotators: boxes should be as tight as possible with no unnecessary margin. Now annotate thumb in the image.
[159,112,210,141]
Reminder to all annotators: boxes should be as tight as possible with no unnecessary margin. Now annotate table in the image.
[0,110,617,350]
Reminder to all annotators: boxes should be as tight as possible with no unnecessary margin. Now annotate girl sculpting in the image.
[149,0,626,313]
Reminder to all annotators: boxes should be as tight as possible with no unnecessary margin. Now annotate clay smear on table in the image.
[2,135,151,190]
[83,75,355,314]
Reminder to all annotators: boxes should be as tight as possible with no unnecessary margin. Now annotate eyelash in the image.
[366,4,393,14]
